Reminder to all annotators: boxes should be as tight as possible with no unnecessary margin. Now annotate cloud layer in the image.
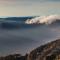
[25,15,60,24]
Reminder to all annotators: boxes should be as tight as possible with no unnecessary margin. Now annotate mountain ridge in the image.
[0,39,60,60]
[28,39,60,60]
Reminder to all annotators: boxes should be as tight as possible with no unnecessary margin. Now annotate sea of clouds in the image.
[25,15,60,24]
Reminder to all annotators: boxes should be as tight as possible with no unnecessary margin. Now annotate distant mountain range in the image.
[0,16,33,21]
[0,17,35,29]
[0,39,60,60]
[0,16,59,29]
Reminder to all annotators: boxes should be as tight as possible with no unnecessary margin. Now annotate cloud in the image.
[25,15,60,24]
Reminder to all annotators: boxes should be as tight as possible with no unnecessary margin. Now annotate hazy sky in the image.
[0,0,60,16]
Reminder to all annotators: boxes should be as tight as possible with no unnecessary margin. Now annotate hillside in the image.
[28,39,60,60]
[0,39,60,60]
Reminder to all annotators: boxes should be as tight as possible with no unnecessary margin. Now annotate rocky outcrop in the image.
[28,39,60,60]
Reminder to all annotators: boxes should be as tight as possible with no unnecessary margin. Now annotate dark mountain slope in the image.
[0,39,60,60]
[28,39,60,60]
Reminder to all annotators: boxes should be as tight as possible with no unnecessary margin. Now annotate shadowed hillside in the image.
[0,39,60,60]
[0,54,28,60]
[28,39,60,60]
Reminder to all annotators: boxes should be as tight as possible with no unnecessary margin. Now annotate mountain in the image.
[0,17,36,29]
[0,54,28,60]
[28,39,60,60]
[0,16,60,29]
[0,17,33,21]
[0,39,60,60]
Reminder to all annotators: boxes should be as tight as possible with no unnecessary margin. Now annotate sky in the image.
[0,0,60,17]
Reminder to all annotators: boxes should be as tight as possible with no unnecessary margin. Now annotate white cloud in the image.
[25,15,60,24]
